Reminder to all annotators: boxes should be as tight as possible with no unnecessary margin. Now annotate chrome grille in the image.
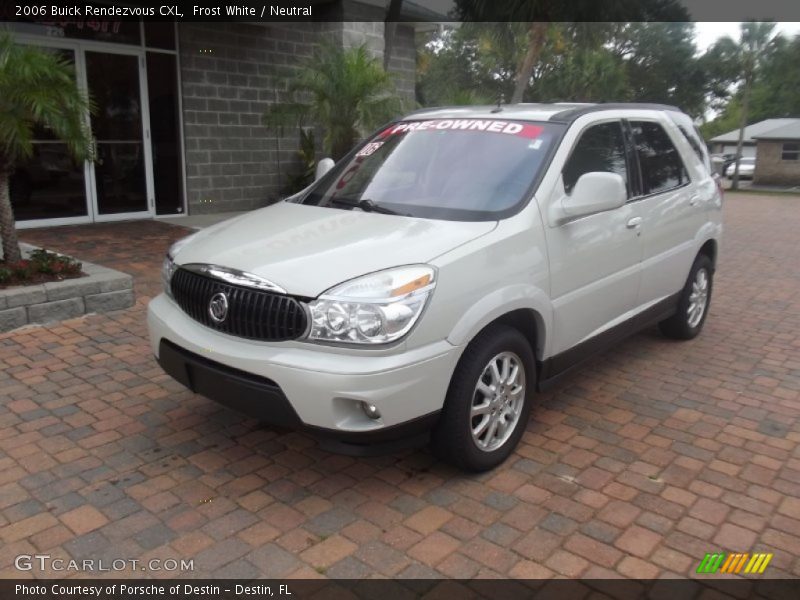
[170,268,307,341]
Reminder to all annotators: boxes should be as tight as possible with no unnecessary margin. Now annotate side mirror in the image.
[560,172,627,221]
[315,158,335,181]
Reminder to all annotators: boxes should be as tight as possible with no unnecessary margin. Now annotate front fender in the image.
[446,284,553,359]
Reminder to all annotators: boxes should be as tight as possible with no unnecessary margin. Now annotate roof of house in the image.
[710,118,800,143]
[753,120,800,141]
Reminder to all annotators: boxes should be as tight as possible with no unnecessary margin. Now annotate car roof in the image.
[403,102,684,124]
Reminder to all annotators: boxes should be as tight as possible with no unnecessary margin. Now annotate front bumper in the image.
[147,294,461,451]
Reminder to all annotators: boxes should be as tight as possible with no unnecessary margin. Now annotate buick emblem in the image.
[208,292,229,323]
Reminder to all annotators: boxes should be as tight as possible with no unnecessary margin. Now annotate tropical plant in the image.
[714,22,777,189]
[699,32,800,142]
[285,128,317,194]
[610,23,706,116]
[0,248,82,288]
[416,24,518,107]
[263,43,404,161]
[453,0,689,103]
[748,34,800,122]
[418,20,715,112]
[0,33,94,264]
[532,45,628,103]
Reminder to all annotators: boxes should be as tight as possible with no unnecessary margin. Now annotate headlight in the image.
[307,265,436,345]
[161,254,177,298]
[162,234,195,298]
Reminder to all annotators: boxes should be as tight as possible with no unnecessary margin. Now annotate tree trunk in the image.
[383,0,404,71]
[511,22,547,104]
[731,74,751,191]
[0,168,22,265]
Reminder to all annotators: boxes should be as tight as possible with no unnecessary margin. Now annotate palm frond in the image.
[263,42,405,159]
[0,33,94,169]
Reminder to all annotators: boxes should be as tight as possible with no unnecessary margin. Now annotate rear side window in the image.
[630,121,689,195]
[563,121,628,195]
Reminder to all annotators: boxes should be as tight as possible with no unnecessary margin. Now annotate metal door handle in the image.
[689,196,700,206]
[626,217,642,229]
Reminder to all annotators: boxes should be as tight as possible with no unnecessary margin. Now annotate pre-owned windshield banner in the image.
[379,120,544,139]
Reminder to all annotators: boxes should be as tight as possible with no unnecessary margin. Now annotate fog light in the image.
[361,402,381,420]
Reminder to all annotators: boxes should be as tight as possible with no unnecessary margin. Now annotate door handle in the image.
[689,196,700,206]
[626,217,642,229]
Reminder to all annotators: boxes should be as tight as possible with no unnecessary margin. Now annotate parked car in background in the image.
[149,102,723,471]
[725,156,756,179]
[710,153,735,177]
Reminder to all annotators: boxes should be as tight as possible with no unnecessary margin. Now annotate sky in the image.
[694,22,800,50]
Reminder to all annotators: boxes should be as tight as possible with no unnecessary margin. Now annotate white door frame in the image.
[83,44,155,223]
[13,36,92,229]
[13,34,155,228]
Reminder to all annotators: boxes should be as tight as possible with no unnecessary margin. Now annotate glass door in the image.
[84,49,153,219]
[9,46,90,223]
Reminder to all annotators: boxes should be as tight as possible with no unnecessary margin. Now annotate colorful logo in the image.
[696,552,773,575]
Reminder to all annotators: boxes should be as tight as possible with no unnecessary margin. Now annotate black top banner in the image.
[1,0,800,23]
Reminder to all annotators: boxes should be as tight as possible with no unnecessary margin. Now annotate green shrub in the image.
[9,259,33,279]
[29,248,81,276]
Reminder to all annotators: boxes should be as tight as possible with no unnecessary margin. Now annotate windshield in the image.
[299,119,563,221]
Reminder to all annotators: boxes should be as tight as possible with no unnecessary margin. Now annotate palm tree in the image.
[263,43,404,161]
[727,22,777,190]
[454,0,689,103]
[0,34,94,264]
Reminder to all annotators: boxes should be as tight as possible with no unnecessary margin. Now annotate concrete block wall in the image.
[178,19,418,216]
[178,22,318,214]
[0,246,134,333]
[387,24,417,103]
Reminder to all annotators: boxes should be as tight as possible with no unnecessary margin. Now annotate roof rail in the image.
[550,102,683,123]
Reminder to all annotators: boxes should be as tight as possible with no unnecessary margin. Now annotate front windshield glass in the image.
[300,119,563,221]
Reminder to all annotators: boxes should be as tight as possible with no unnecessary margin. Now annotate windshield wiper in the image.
[328,197,408,216]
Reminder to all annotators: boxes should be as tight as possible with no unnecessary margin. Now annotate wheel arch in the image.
[447,286,551,361]
[698,238,718,269]
[492,309,544,362]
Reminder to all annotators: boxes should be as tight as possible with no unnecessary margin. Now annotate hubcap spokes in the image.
[471,351,526,452]
[687,268,709,328]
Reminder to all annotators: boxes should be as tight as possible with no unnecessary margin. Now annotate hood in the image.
[173,202,497,297]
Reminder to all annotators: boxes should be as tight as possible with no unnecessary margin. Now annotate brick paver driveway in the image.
[2,193,799,579]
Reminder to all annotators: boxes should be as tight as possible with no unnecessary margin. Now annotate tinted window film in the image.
[630,121,689,194]
[563,122,628,195]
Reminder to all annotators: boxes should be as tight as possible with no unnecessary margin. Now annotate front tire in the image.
[659,254,714,340]
[432,324,535,472]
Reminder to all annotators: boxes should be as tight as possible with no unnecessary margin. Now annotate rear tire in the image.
[659,254,714,340]
[431,324,535,472]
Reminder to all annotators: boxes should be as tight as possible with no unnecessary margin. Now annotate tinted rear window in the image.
[630,121,689,195]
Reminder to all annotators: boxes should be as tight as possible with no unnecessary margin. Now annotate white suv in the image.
[148,103,722,471]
